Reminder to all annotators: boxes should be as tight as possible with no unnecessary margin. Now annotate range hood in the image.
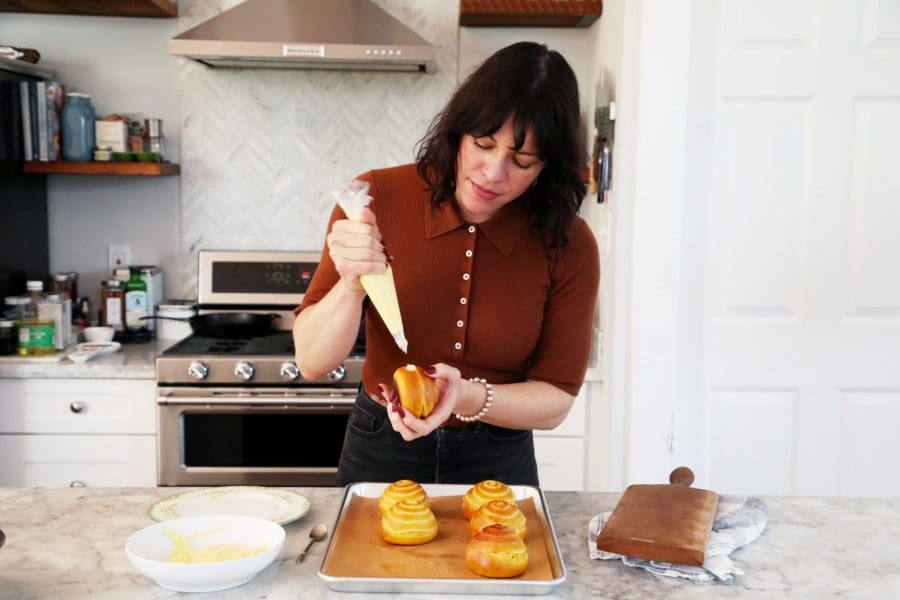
[170,0,436,72]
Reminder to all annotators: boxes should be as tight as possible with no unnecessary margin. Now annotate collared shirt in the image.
[297,163,600,397]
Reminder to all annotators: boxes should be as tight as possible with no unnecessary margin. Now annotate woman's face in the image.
[454,117,545,224]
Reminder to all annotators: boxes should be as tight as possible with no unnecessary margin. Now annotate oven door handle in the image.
[158,394,357,406]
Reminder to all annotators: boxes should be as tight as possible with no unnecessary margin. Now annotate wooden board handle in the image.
[669,466,695,487]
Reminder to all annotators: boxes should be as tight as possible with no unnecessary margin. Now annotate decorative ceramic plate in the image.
[149,486,311,526]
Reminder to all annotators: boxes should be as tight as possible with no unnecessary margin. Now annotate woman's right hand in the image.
[326,206,387,293]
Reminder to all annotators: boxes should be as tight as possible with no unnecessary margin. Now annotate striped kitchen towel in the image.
[588,495,768,582]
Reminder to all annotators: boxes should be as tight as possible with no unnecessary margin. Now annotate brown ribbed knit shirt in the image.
[296,163,600,397]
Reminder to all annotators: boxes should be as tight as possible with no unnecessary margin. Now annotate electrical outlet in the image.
[108,244,131,273]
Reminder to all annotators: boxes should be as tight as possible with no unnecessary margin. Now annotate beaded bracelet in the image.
[453,377,494,423]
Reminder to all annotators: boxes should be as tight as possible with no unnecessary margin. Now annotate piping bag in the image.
[332,179,408,354]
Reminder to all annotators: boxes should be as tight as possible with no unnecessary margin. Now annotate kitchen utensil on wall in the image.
[595,467,718,566]
[144,312,280,338]
[591,68,616,203]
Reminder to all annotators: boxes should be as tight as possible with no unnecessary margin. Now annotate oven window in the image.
[182,413,347,468]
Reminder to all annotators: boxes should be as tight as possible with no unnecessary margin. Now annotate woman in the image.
[293,42,599,486]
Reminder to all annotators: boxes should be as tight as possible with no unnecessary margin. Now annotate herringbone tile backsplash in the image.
[175,0,460,298]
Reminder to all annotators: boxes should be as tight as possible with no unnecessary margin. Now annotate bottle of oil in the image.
[16,280,56,355]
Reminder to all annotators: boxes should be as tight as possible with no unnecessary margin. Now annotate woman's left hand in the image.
[379,363,461,441]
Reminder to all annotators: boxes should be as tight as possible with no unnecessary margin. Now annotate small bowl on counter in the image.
[82,326,115,343]
[125,514,285,593]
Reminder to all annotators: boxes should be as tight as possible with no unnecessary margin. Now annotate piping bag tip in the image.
[393,332,408,354]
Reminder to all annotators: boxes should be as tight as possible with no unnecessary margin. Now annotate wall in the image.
[1,0,458,305]
[175,0,460,297]
[0,13,181,312]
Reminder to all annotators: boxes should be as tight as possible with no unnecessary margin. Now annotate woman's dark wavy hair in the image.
[416,41,585,252]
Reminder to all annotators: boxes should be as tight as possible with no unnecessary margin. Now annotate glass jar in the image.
[17,280,55,356]
[101,279,125,333]
[4,296,28,321]
[143,118,165,160]
[0,320,17,355]
[67,271,80,300]
[51,272,73,299]
[61,93,96,161]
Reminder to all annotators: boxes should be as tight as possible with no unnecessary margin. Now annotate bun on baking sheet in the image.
[378,479,429,517]
[380,498,439,545]
[461,480,516,519]
[469,500,527,540]
[465,524,528,578]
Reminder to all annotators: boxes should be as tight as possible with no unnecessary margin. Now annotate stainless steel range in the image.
[156,250,362,487]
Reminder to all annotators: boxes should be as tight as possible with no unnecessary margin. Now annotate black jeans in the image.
[336,386,540,487]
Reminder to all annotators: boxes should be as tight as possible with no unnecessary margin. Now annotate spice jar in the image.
[0,320,17,355]
[101,279,125,332]
[143,118,165,160]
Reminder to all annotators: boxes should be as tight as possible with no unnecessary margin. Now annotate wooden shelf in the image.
[0,0,177,18]
[460,0,602,28]
[22,161,180,176]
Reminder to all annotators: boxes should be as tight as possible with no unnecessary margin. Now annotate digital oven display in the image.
[211,261,317,294]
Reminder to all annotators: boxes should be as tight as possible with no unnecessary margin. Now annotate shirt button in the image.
[456,320,463,327]
[465,250,473,258]
[468,225,476,233]
[454,342,462,350]
[462,273,470,281]
[460,297,467,305]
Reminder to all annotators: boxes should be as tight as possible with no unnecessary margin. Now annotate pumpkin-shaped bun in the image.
[462,480,516,519]
[380,498,439,545]
[466,524,528,578]
[469,500,527,540]
[378,479,428,517]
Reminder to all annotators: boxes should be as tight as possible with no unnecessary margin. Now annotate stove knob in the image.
[280,361,300,381]
[234,361,255,381]
[188,361,209,380]
[327,364,347,382]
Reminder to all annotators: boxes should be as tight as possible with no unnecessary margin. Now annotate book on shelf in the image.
[9,79,67,162]
[0,81,23,161]
[35,81,48,161]
[27,81,39,161]
[45,82,65,161]
[19,82,31,160]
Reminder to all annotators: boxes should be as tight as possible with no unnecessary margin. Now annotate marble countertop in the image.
[0,339,174,380]
[0,487,897,599]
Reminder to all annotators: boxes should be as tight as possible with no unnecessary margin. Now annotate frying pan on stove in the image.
[143,313,281,338]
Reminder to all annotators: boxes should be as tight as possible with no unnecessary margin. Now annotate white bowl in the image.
[125,514,285,593]
[82,326,115,343]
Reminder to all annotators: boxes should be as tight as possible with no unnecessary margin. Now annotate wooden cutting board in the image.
[596,467,717,566]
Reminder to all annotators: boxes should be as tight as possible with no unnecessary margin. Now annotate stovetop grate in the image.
[161,331,365,357]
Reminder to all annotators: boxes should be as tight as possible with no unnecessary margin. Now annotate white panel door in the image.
[702,0,900,496]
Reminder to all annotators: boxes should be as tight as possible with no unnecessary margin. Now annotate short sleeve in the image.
[294,171,376,314]
[524,218,600,395]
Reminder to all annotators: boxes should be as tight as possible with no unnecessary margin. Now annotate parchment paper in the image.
[321,494,556,580]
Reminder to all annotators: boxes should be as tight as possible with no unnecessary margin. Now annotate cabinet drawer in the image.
[534,437,584,491]
[0,434,156,487]
[0,379,155,434]
[534,385,586,438]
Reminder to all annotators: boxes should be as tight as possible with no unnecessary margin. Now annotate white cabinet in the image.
[534,385,588,491]
[0,379,156,487]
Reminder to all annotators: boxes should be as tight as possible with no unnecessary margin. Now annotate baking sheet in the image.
[317,483,566,595]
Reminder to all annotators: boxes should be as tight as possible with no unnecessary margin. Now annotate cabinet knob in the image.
[69,402,86,414]
[69,480,86,487]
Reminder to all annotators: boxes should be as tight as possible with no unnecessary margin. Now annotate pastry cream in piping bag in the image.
[332,179,408,353]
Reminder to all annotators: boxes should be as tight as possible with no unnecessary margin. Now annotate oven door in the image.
[157,387,355,486]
